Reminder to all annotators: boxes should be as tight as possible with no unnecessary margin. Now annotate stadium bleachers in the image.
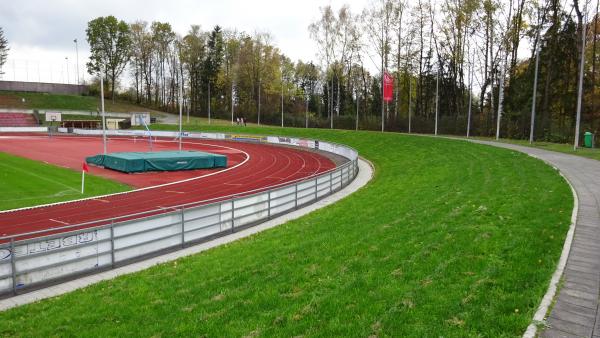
[0,113,38,127]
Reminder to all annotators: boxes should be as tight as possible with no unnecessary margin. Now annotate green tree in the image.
[0,27,8,76]
[86,16,132,102]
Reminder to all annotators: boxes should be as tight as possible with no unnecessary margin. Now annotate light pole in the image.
[178,78,183,151]
[65,57,70,84]
[574,5,588,150]
[530,35,541,144]
[281,64,284,128]
[208,81,211,125]
[100,65,107,155]
[74,39,80,84]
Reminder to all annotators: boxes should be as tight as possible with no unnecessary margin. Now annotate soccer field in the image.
[0,152,129,211]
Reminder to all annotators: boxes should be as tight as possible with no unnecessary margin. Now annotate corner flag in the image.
[81,162,89,194]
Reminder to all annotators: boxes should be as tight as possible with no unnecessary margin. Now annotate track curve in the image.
[0,134,336,239]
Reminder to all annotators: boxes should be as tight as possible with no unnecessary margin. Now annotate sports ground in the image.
[0,123,577,336]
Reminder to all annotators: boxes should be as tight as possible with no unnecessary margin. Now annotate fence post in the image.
[110,221,115,268]
[267,191,271,218]
[10,238,16,295]
[329,172,333,194]
[315,178,318,200]
[180,207,185,248]
[231,199,235,233]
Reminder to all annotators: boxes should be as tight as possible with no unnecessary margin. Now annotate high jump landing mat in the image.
[86,150,227,173]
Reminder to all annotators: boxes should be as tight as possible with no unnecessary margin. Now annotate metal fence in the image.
[0,131,359,296]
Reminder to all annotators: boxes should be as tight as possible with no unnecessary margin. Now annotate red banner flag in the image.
[383,72,394,102]
[82,162,89,173]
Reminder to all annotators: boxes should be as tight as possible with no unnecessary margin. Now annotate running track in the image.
[0,134,336,239]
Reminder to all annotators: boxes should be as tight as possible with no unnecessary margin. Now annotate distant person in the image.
[243,117,247,127]
[236,117,240,125]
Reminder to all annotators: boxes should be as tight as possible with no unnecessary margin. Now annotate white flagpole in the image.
[81,170,85,194]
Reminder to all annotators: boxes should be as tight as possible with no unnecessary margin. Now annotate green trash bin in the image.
[584,132,594,148]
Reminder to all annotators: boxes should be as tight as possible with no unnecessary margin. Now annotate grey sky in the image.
[0,0,369,83]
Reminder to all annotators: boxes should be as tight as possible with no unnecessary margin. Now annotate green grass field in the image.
[0,152,130,211]
[0,125,573,336]
[0,91,164,115]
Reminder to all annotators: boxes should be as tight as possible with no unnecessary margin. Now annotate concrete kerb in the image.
[523,171,579,338]
[0,157,374,312]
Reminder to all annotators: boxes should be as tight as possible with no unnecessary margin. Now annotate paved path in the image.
[468,140,600,338]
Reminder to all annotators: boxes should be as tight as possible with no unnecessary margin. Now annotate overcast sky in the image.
[0,0,370,84]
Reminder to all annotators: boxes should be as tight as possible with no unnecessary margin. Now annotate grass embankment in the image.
[0,152,129,211]
[0,91,164,115]
[0,125,572,336]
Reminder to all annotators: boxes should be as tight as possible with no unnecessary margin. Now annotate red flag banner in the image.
[82,162,89,173]
[383,72,394,102]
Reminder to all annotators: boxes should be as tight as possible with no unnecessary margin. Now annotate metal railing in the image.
[0,131,359,296]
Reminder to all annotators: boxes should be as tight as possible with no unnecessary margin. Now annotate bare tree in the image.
[0,27,8,77]
[309,6,337,125]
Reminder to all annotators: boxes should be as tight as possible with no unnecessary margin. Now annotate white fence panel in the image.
[270,186,296,215]
[113,213,182,262]
[317,175,332,198]
[297,179,317,206]
[0,259,12,293]
[113,213,180,238]
[233,193,269,227]
[184,204,224,242]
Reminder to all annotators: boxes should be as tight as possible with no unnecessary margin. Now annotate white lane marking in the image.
[49,218,69,225]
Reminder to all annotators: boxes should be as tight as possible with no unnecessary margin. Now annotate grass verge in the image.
[469,136,600,162]
[0,125,572,336]
[0,152,130,211]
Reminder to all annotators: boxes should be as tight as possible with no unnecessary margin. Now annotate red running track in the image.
[0,134,336,239]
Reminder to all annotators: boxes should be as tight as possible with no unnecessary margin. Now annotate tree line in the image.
[0,27,8,77]
[85,0,600,142]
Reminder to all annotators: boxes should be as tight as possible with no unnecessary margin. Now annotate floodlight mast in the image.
[100,64,107,155]
[179,79,183,151]
[574,3,588,150]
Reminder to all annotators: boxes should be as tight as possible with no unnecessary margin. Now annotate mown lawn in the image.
[0,152,130,211]
[0,125,572,337]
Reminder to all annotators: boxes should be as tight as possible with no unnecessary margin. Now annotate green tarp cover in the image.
[86,151,227,173]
